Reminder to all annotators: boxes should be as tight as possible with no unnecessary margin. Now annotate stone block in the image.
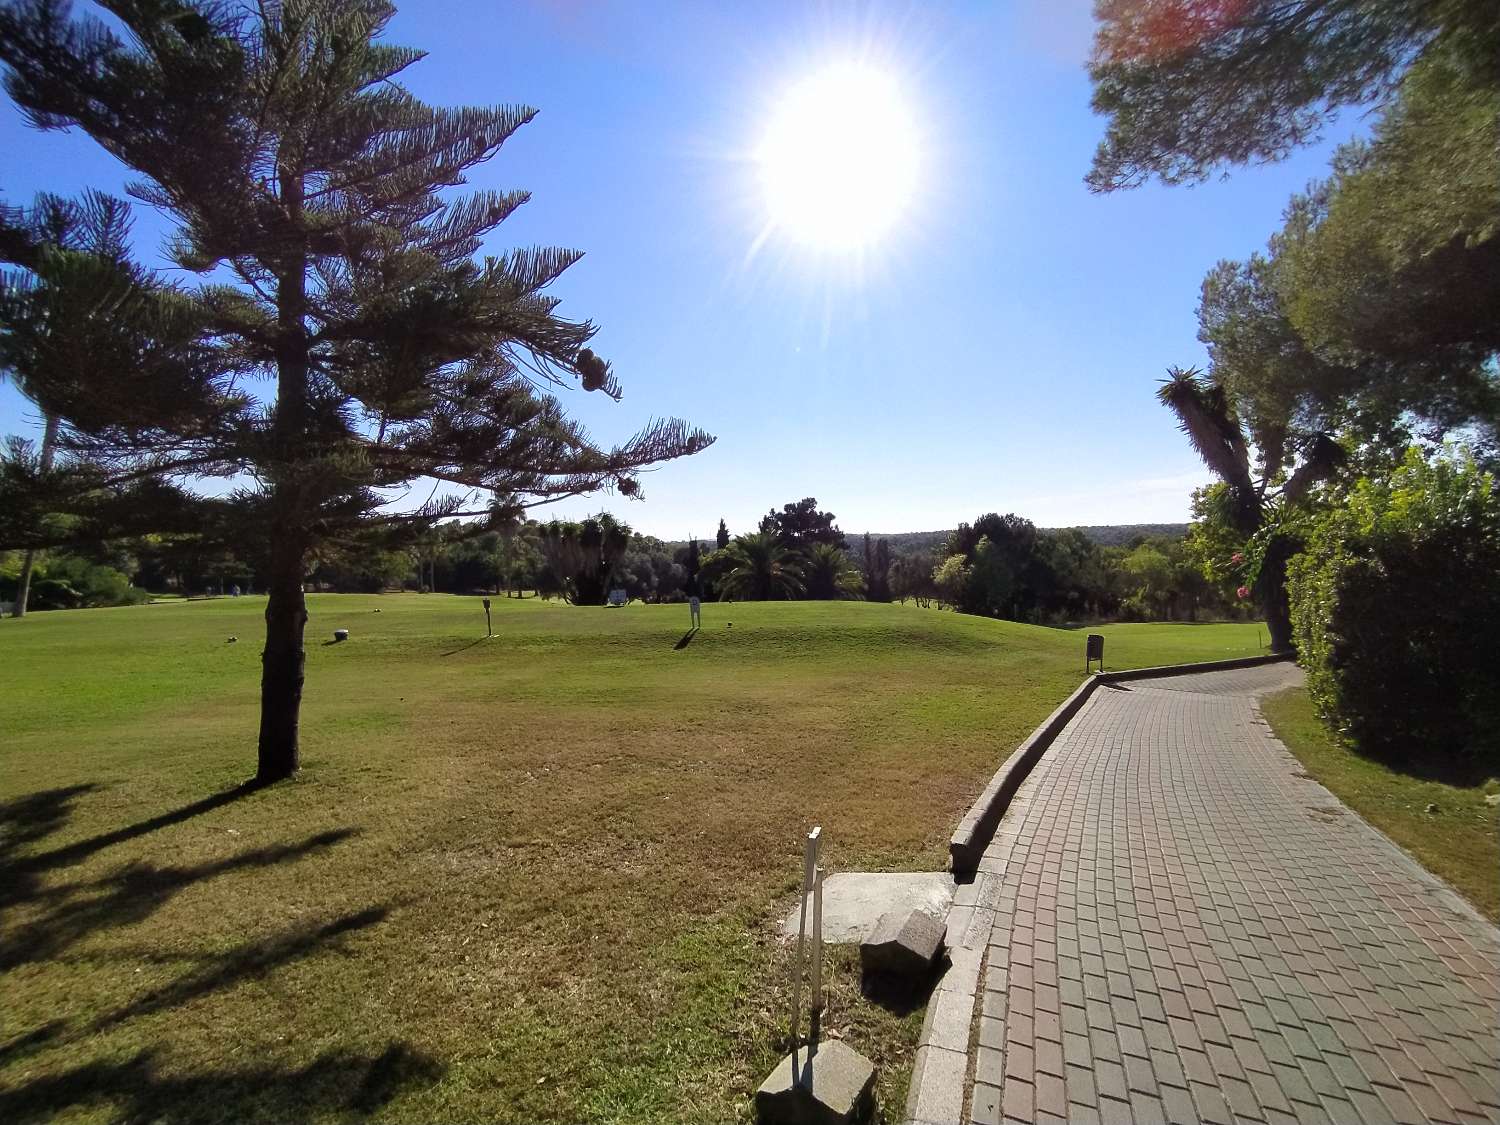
[755,1039,876,1125]
[861,908,946,980]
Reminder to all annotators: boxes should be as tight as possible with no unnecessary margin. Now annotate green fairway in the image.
[0,597,1265,1124]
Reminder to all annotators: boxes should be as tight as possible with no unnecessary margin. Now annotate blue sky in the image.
[0,0,1369,539]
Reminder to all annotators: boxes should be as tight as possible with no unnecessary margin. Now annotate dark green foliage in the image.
[713,531,805,601]
[802,542,864,600]
[1288,450,1500,766]
[759,497,846,551]
[0,551,146,608]
[1192,67,1500,462]
[1086,0,1498,190]
[888,551,937,606]
[715,518,729,551]
[536,515,631,606]
[614,534,687,602]
[861,533,891,602]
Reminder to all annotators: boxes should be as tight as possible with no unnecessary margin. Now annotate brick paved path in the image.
[969,663,1500,1124]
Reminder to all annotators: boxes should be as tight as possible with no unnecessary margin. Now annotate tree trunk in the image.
[1258,537,1296,654]
[11,411,61,619]
[258,536,307,782]
[257,166,310,784]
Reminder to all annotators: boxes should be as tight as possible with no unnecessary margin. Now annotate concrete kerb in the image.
[905,650,1293,1125]
[948,651,1292,875]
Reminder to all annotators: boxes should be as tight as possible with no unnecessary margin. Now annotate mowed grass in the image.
[0,596,1265,1124]
[1261,688,1500,923]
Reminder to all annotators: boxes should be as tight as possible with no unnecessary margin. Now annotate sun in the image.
[757,63,921,251]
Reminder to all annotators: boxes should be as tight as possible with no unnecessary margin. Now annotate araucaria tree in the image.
[0,0,711,782]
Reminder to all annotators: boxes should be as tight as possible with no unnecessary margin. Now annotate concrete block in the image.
[861,908,946,980]
[755,1039,876,1125]
[780,872,954,944]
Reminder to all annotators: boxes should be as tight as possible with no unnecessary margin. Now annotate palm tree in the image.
[803,542,865,600]
[717,531,806,601]
[536,513,631,604]
[1158,366,1343,651]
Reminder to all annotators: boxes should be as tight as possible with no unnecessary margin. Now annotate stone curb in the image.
[948,652,1292,874]
[947,678,1098,875]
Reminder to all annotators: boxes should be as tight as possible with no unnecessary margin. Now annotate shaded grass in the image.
[1260,687,1500,923]
[0,596,1265,1123]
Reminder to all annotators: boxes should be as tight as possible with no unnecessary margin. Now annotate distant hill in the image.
[1052,523,1191,547]
[854,524,1190,554]
[668,523,1191,555]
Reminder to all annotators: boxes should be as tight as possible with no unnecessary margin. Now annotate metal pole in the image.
[811,862,824,1014]
[789,826,821,1050]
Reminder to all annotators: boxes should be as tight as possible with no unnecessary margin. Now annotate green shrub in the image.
[1288,449,1500,766]
[0,555,149,611]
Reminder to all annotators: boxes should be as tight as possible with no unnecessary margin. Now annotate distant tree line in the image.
[3,496,1244,627]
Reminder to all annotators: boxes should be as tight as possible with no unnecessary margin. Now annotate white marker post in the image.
[811,859,825,1014]
[789,825,822,1050]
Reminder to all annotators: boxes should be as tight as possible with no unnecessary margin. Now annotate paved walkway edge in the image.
[949,653,1291,874]
[911,651,1293,1125]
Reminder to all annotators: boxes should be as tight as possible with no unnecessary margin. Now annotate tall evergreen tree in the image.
[0,0,711,781]
[1,189,210,617]
[715,517,729,550]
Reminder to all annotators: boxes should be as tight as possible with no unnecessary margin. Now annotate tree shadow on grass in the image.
[0,1041,445,1125]
[92,904,389,1033]
[6,780,264,879]
[1359,748,1498,789]
[0,784,99,859]
[0,828,358,970]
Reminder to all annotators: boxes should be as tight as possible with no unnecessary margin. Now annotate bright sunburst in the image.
[757,63,921,251]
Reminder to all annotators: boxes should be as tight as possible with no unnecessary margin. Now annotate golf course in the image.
[1,596,1265,1123]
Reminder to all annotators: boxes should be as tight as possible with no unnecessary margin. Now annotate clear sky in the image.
[0,0,1368,539]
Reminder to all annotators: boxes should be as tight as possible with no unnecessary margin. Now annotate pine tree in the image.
[715,517,729,550]
[0,0,712,782]
[1,190,211,617]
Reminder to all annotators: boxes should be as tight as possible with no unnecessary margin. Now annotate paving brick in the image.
[1001,1075,1033,1121]
[1035,1070,1067,1117]
[1148,1047,1187,1090]
[938,661,1500,1125]
[1188,1080,1233,1124]
[1034,1035,1064,1079]
[1094,1058,1128,1102]
[1159,1081,1197,1124]
[970,1080,1002,1125]
[1065,1060,1097,1104]
[1123,1050,1157,1093]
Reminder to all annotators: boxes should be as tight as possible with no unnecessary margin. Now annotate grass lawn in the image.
[0,596,1265,1124]
[1260,687,1500,924]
